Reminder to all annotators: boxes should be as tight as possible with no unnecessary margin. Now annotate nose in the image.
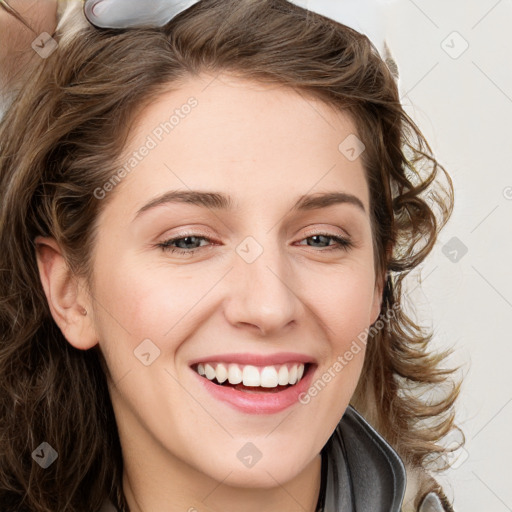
[222,236,302,337]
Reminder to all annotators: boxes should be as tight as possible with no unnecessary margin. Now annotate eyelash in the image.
[156,232,354,256]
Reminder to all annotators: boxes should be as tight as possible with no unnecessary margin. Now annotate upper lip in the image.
[188,352,317,367]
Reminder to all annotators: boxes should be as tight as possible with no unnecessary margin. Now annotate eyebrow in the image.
[133,190,366,222]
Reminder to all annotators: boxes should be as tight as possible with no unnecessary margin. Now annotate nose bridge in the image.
[223,230,300,335]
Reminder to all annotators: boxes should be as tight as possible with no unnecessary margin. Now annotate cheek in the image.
[301,280,373,433]
[305,264,377,338]
[301,264,375,398]
[91,258,207,364]
[322,279,372,373]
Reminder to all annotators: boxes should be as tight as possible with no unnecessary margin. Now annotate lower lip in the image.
[193,365,316,414]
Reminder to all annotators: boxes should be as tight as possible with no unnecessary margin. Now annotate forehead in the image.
[103,73,370,220]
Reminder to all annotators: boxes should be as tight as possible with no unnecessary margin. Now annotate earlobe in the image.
[34,236,98,350]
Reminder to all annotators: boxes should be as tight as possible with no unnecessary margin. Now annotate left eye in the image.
[157,233,353,255]
[157,235,213,255]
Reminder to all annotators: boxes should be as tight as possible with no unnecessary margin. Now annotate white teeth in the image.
[205,363,216,380]
[242,365,260,386]
[227,364,243,385]
[195,362,307,388]
[260,366,279,388]
[278,365,289,385]
[216,363,228,383]
[289,365,298,385]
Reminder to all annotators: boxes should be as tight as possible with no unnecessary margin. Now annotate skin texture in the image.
[35,73,384,512]
[0,0,58,91]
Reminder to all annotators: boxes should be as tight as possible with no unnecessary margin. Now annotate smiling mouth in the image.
[191,362,312,393]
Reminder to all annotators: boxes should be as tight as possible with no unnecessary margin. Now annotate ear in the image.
[34,236,98,350]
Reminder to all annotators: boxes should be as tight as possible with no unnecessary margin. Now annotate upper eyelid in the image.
[159,231,352,246]
[159,222,353,239]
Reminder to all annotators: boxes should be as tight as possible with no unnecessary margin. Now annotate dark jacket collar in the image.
[316,404,407,512]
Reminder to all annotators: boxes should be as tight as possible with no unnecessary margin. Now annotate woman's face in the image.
[82,74,383,490]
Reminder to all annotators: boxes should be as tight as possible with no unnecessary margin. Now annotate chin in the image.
[212,463,303,489]
[195,446,317,489]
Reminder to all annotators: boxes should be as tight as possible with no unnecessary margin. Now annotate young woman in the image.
[0,1,463,511]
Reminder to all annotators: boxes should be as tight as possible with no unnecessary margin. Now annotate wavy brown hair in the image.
[0,0,463,510]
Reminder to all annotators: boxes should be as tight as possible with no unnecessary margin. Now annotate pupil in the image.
[310,235,326,246]
[180,236,198,249]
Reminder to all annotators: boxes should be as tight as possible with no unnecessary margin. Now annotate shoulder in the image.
[401,464,455,512]
[334,405,456,512]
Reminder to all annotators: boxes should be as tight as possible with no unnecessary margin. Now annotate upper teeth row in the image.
[196,363,306,388]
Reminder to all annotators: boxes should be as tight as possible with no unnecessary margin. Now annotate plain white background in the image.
[305,1,512,510]
[387,2,512,511]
